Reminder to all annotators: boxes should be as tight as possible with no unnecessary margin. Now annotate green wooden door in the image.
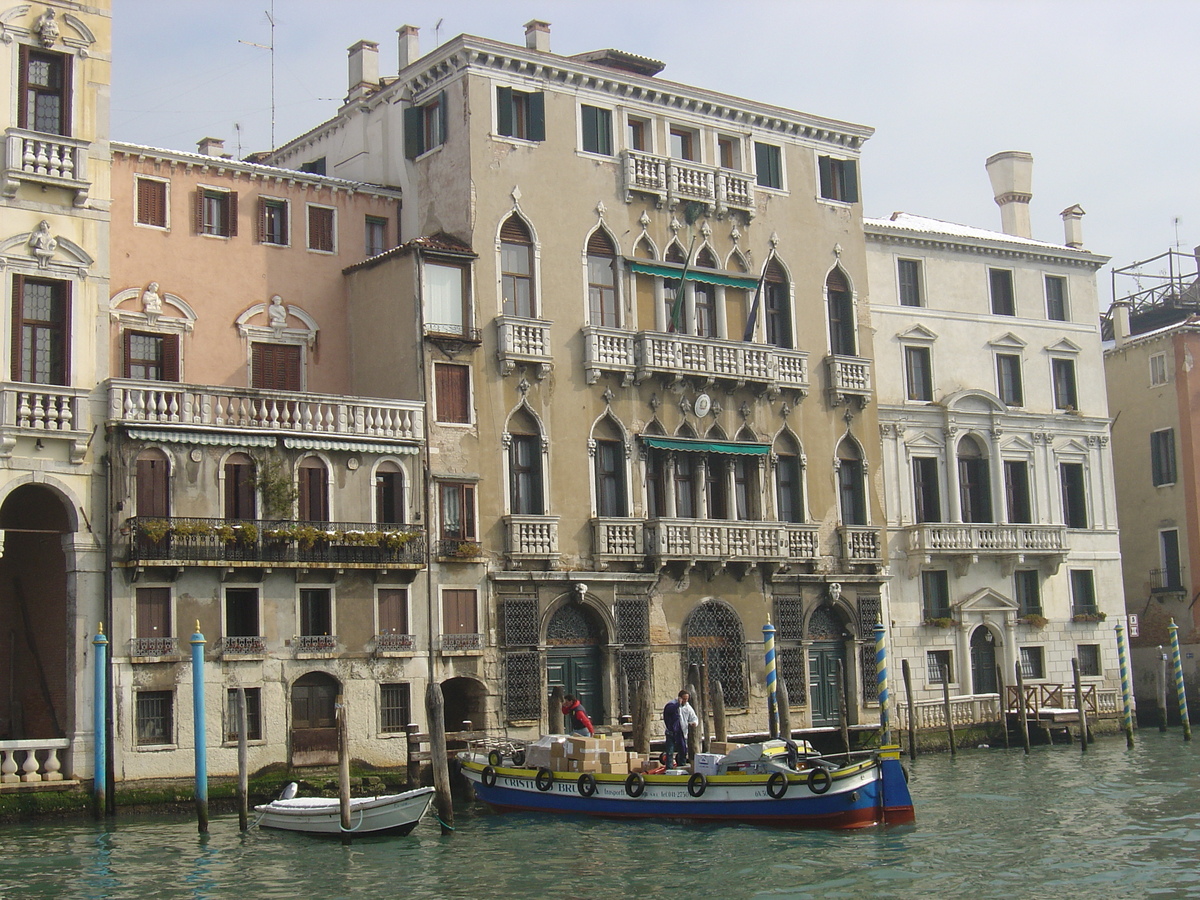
[547,647,602,725]
[808,641,844,727]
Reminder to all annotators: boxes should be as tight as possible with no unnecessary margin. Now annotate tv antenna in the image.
[434,18,443,47]
[238,1,276,150]
[1173,216,1183,250]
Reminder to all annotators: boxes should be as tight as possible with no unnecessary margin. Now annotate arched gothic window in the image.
[827,267,855,356]
[685,600,746,707]
[587,230,618,327]
[500,215,535,317]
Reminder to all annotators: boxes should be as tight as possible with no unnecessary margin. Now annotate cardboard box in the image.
[693,752,723,776]
[568,736,600,754]
[708,742,745,755]
[603,762,629,775]
[576,759,602,773]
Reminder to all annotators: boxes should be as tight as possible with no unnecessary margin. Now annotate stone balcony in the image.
[645,519,809,565]
[0,382,92,462]
[903,523,1067,571]
[109,379,424,443]
[826,355,873,407]
[623,150,756,217]
[496,315,552,378]
[3,128,90,206]
[592,517,645,565]
[838,525,884,565]
[583,326,808,393]
[504,515,559,562]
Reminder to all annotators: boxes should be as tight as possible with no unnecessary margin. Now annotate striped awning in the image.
[125,428,278,448]
[640,435,770,456]
[628,261,759,290]
[282,436,419,454]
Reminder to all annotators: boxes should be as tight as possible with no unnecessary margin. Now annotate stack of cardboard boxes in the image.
[562,736,640,774]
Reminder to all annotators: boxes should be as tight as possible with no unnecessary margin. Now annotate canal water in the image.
[3,732,1199,899]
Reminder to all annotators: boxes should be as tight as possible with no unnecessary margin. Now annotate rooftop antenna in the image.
[1173,216,1183,250]
[234,122,242,158]
[238,0,276,149]
[434,18,443,47]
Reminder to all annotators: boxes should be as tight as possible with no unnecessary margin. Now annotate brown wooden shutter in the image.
[193,189,204,234]
[500,215,531,243]
[378,589,408,634]
[587,228,614,257]
[161,334,180,381]
[826,268,849,293]
[226,191,239,237]
[11,274,23,381]
[59,279,70,384]
[136,588,171,639]
[252,343,301,390]
[257,198,267,242]
[122,330,133,378]
[60,51,72,136]
[435,363,469,423]
[136,456,169,517]
[463,484,477,539]
[17,45,28,129]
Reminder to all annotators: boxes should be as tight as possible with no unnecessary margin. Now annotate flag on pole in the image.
[742,250,775,342]
[667,235,697,334]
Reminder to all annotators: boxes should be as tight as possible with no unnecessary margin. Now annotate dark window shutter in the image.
[10,275,21,381]
[582,106,599,152]
[528,91,545,141]
[827,267,849,293]
[435,363,470,423]
[404,105,423,158]
[60,51,72,136]
[597,107,612,155]
[841,159,859,203]
[818,155,833,198]
[226,191,239,237]
[438,90,448,145]
[193,189,204,234]
[463,485,476,539]
[587,229,615,257]
[60,279,70,384]
[161,334,180,381]
[496,86,513,136]
[122,329,132,378]
[17,45,28,128]
[136,456,169,517]
[500,215,530,243]
[257,198,267,242]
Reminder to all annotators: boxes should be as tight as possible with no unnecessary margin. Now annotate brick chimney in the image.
[1110,299,1131,347]
[347,40,379,102]
[397,25,419,70]
[197,137,226,157]
[525,20,551,53]
[1061,204,1085,249]
[985,151,1034,239]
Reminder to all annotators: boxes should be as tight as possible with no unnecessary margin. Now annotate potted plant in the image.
[1017,613,1049,628]
[923,616,954,628]
[139,519,170,543]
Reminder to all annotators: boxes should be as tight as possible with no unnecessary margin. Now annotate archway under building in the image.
[441,676,487,733]
[290,671,340,766]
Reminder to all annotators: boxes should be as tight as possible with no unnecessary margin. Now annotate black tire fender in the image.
[481,765,497,787]
[687,772,707,797]
[767,771,789,799]
[577,773,598,797]
[807,766,833,795]
[487,749,503,767]
[624,772,646,798]
[535,767,554,792]
[512,749,526,767]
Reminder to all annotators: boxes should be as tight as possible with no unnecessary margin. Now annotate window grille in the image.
[500,597,539,647]
[546,603,600,645]
[861,644,878,703]
[857,593,881,638]
[778,647,806,706]
[685,601,746,707]
[807,605,843,640]
[774,595,803,642]
[615,597,649,645]
[504,651,542,721]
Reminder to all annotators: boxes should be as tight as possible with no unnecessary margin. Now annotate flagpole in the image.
[742,249,775,343]
[668,234,698,333]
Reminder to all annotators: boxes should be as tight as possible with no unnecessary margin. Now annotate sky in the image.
[112,1,1200,305]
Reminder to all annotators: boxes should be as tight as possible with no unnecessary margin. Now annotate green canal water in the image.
[3,732,1199,899]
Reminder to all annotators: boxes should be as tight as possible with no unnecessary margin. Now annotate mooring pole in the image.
[763,620,778,739]
[237,687,249,831]
[941,664,955,757]
[1072,658,1088,753]
[92,624,107,820]
[699,662,710,753]
[338,694,352,842]
[549,685,565,735]
[777,677,791,741]
[426,683,453,834]
[1115,620,1135,748]
[1168,619,1192,741]
[995,663,1009,750]
[190,621,208,833]
[1157,646,1169,733]
[1015,660,1030,754]
[406,723,421,789]
[685,670,699,762]
[836,659,850,759]
[901,658,917,760]
[687,663,703,753]
[633,680,651,754]
[874,622,890,746]
[712,679,727,743]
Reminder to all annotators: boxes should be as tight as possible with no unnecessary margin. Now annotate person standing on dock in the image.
[562,695,595,736]
[663,690,698,767]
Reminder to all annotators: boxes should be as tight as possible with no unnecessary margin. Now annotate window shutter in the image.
[17,45,28,128]
[404,105,423,158]
[587,228,614,257]
[841,159,859,203]
[193,189,204,234]
[257,198,267,242]
[528,91,546,141]
[826,267,848,293]
[582,106,598,152]
[161,334,180,381]
[226,191,239,237]
[122,330,133,378]
[818,155,833,199]
[500,215,530,243]
[10,275,21,381]
[60,279,70,384]
[496,86,513,136]
[463,485,476,539]
[438,90,448,145]
[60,51,72,136]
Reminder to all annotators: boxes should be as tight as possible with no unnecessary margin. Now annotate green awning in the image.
[640,435,770,456]
[282,436,419,454]
[125,428,278,448]
[628,261,759,290]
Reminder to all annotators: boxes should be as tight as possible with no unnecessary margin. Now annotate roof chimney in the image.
[1110,299,1131,348]
[197,137,227,157]
[397,25,419,70]
[525,20,551,53]
[985,151,1034,239]
[1060,204,1085,249]
[347,40,379,102]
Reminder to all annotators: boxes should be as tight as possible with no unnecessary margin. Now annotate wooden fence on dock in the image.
[895,686,1119,732]
[405,722,486,788]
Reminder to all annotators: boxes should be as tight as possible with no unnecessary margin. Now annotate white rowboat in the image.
[255,785,435,836]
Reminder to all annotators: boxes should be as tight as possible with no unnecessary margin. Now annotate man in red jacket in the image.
[562,695,595,736]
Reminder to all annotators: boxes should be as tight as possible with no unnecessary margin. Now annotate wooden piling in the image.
[426,683,454,835]
[685,673,699,761]
[777,677,792,741]
[1072,658,1088,753]
[699,663,711,752]
[620,668,629,718]
[633,680,651,754]
[1016,660,1030,754]
[836,660,850,758]
[550,685,565,735]
[337,694,352,842]
[236,687,249,832]
[941,665,956,757]
[1158,648,1169,733]
[406,723,421,789]
[901,659,917,761]
[712,679,727,742]
[995,664,1009,751]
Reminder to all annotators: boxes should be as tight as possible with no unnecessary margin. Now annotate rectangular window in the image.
[627,117,649,152]
[509,433,543,515]
[365,216,387,257]
[694,284,716,338]
[1060,462,1088,528]
[904,346,933,401]
[307,205,335,252]
[1070,569,1097,617]
[898,259,923,307]
[1077,644,1101,678]
[434,362,470,424]
[1045,275,1067,321]
[196,188,237,237]
[912,456,941,524]
[225,588,260,638]
[817,155,859,203]
[595,439,626,517]
[439,481,477,542]
[12,275,68,385]
[1160,529,1183,590]
[378,588,409,636]
[669,126,696,161]
[996,354,1023,406]
[258,198,288,245]
[581,105,613,155]
[297,461,328,522]
[135,587,171,647]
[300,588,333,637]
[927,649,952,684]
[989,268,1015,316]
[404,91,446,158]
[135,691,173,746]
[442,589,478,634]
[1052,358,1078,410]
[922,570,951,620]
[775,453,803,524]
[675,453,697,519]
[136,178,168,228]
[1150,353,1169,386]
[375,469,405,526]
[1152,428,1177,486]
[380,683,411,733]
[1019,646,1045,679]
[225,687,262,741]
[19,46,69,135]
[496,87,545,141]
[1004,460,1032,524]
[425,263,469,336]
[718,136,738,170]
[124,331,179,382]
[251,342,302,391]
[754,142,782,189]
[1015,570,1041,616]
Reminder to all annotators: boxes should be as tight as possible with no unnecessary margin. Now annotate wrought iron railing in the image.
[221,636,266,654]
[129,637,178,658]
[375,632,416,652]
[296,635,337,652]
[1150,566,1186,593]
[442,633,483,652]
[436,538,484,560]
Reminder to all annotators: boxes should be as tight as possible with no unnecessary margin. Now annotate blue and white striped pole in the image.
[1115,620,1134,748]
[92,623,107,818]
[763,620,778,739]
[1168,618,1191,741]
[875,621,890,745]
[191,621,209,832]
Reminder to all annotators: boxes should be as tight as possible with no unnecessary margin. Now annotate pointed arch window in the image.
[587,230,618,327]
[593,419,627,518]
[298,457,329,522]
[774,434,804,523]
[837,439,866,526]
[508,410,544,516]
[500,215,535,318]
[827,268,855,356]
[764,259,791,349]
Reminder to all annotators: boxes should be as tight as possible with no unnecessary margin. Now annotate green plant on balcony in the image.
[454,541,482,558]
[214,524,237,543]
[1072,611,1107,623]
[139,519,170,543]
[293,524,326,549]
[1017,613,1049,628]
[251,456,298,519]
[239,524,259,544]
[380,530,418,550]
[170,520,214,538]
[265,526,297,543]
[923,616,954,628]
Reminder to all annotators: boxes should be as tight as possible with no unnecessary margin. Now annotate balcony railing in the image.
[784,524,821,562]
[0,739,71,784]
[592,518,645,561]
[1150,567,1186,593]
[375,632,415,653]
[127,516,426,569]
[3,128,90,206]
[424,322,482,343]
[646,519,789,563]
[623,150,756,217]
[109,380,424,443]
[906,524,1067,557]
[634,332,809,391]
[839,526,883,563]
[442,632,483,652]
[296,635,337,652]
[222,635,266,655]
[0,383,92,462]
[129,637,179,658]
[496,315,553,378]
[436,538,484,561]
[826,355,872,407]
[505,515,559,559]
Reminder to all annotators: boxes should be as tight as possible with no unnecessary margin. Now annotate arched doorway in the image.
[0,484,73,740]
[290,671,340,766]
[441,676,487,732]
[807,605,847,727]
[970,626,998,695]
[546,603,605,725]
[684,600,746,708]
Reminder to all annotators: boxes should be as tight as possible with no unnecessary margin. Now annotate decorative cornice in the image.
[865,222,1109,270]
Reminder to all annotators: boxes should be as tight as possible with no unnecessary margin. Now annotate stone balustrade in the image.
[0,383,92,462]
[826,355,873,406]
[623,150,756,216]
[4,128,90,205]
[906,523,1067,557]
[504,515,559,559]
[592,518,644,561]
[0,739,71,784]
[496,316,553,377]
[839,525,882,563]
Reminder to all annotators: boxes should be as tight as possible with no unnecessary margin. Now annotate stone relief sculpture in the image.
[141,282,162,315]
[34,7,58,47]
[267,294,288,330]
[28,220,57,268]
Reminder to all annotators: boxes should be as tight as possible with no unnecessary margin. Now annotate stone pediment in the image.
[904,431,944,451]
[988,332,1027,349]
[955,587,1017,614]
[943,389,1005,415]
[897,323,938,343]
[1045,337,1082,355]
[998,434,1035,453]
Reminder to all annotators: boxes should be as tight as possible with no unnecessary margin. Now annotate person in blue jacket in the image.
[662,689,698,767]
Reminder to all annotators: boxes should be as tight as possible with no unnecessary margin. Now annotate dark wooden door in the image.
[808,641,844,727]
[547,648,602,726]
[971,628,998,695]
[291,672,339,766]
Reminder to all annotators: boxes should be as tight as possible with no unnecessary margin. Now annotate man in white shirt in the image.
[663,689,699,766]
